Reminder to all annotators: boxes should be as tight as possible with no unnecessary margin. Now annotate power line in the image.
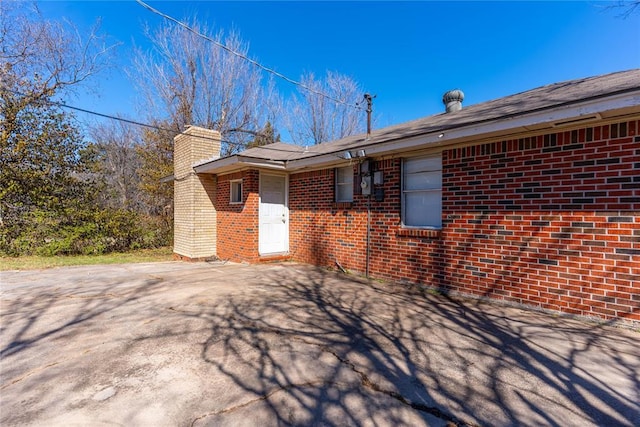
[1,87,323,155]
[0,87,231,147]
[134,0,362,111]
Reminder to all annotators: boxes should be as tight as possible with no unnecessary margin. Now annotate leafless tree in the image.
[87,121,143,211]
[131,18,280,154]
[604,1,640,18]
[0,0,115,135]
[286,71,366,145]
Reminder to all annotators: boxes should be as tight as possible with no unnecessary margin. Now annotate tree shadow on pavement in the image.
[1,263,637,426]
[0,267,172,425]
[1,277,164,359]
[176,265,639,427]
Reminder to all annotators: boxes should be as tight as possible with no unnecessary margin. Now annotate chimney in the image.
[443,89,464,113]
[173,126,221,260]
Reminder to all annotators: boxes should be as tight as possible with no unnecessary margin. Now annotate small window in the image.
[335,166,353,202]
[230,179,243,204]
[402,155,442,228]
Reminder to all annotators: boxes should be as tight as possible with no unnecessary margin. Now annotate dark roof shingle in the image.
[202,69,640,167]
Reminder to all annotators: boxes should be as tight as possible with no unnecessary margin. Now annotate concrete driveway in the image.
[1,262,638,426]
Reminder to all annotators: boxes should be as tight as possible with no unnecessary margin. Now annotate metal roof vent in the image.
[443,89,464,113]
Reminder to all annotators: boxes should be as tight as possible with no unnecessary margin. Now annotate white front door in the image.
[259,173,288,255]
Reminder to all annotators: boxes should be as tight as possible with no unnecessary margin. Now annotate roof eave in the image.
[190,88,640,175]
[194,155,286,175]
[285,90,640,171]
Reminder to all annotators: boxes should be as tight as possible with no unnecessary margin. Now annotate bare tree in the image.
[0,1,115,137]
[286,71,365,145]
[86,121,143,211]
[604,1,640,17]
[131,18,280,154]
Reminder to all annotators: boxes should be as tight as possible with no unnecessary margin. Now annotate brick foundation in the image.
[172,253,218,262]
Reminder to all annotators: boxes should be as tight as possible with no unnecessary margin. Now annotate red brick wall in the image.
[289,167,369,270]
[216,170,260,262]
[288,120,640,323]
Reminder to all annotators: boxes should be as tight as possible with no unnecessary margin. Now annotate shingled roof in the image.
[194,69,640,174]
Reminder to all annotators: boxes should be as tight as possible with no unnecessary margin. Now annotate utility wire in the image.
[1,88,233,145]
[134,0,362,111]
[1,87,322,155]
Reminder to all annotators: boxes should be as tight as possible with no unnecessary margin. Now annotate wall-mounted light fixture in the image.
[356,149,366,158]
[342,151,352,160]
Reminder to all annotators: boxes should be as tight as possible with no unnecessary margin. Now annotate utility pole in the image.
[362,93,375,277]
[363,93,375,139]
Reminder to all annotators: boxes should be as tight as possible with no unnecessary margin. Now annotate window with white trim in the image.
[230,179,243,204]
[335,166,353,202]
[402,154,442,228]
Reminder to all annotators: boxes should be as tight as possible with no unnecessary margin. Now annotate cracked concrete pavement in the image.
[1,261,639,426]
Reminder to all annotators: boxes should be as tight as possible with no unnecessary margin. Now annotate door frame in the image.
[258,171,289,255]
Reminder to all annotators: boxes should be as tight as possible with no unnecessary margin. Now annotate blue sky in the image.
[39,1,640,135]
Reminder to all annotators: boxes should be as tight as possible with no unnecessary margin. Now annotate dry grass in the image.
[0,247,174,271]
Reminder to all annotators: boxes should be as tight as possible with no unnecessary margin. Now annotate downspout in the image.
[366,193,371,278]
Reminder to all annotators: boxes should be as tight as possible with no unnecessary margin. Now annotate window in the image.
[335,166,354,202]
[230,179,243,203]
[402,155,442,228]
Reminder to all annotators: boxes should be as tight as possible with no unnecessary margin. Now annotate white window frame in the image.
[335,166,354,202]
[401,154,442,228]
[230,179,243,204]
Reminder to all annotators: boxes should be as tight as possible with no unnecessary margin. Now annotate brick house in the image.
[173,69,640,323]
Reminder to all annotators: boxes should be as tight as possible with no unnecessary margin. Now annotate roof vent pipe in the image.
[443,89,464,113]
